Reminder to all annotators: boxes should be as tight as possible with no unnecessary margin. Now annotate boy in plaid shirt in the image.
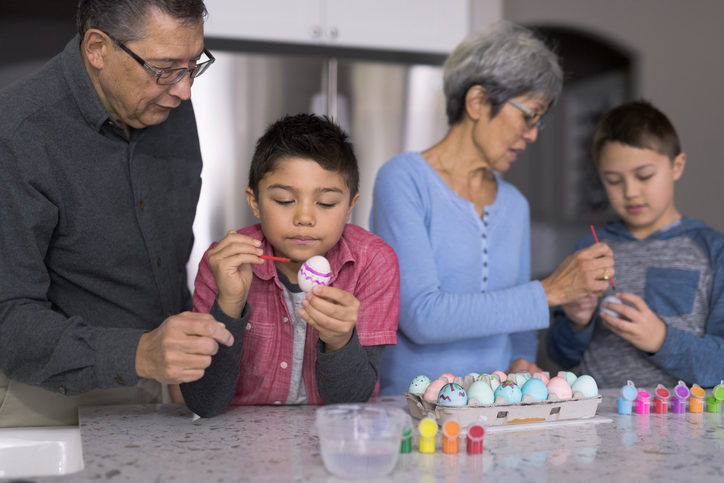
[182,114,400,416]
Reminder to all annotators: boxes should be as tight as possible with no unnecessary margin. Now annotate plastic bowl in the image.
[316,404,407,479]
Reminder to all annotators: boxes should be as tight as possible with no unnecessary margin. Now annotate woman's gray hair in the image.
[76,0,208,43]
[443,21,563,125]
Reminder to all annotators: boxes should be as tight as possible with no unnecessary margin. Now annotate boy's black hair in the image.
[248,113,359,202]
[592,100,681,167]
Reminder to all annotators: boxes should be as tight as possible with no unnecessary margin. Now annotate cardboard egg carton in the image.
[404,374,602,428]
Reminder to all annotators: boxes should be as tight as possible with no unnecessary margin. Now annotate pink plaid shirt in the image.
[193,223,399,405]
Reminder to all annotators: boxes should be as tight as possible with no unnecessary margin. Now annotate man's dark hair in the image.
[249,114,359,202]
[593,100,681,167]
[77,0,207,42]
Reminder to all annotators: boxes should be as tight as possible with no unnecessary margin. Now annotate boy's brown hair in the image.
[592,100,681,167]
[248,113,359,202]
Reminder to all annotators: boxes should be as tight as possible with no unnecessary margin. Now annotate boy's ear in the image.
[245,188,261,220]
[465,85,488,122]
[672,152,687,181]
[345,193,360,223]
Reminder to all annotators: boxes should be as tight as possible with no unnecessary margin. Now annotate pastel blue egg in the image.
[408,375,431,395]
[494,380,522,403]
[571,375,599,397]
[564,371,578,387]
[437,383,468,406]
[467,381,495,405]
[521,378,548,401]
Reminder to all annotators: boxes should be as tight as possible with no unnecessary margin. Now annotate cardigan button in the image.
[280,361,288,369]
[274,401,281,405]
[246,323,252,330]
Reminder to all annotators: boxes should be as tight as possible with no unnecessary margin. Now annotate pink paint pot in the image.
[636,390,651,414]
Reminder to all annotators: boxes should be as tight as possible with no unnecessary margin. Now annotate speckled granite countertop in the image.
[19,387,724,482]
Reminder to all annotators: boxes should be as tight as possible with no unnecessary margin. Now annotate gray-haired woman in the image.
[370,22,615,396]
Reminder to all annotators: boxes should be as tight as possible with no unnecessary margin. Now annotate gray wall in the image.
[491,0,724,233]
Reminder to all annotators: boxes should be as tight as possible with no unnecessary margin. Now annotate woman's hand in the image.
[562,293,599,331]
[298,285,360,353]
[600,292,667,353]
[207,231,264,318]
[506,358,543,374]
[540,242,614,307]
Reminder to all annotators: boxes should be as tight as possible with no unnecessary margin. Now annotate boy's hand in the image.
[562,293,599,331]
[297,285,360,353]
[600,292,667,353]
[540,242,615,306]
[207,231,264,318]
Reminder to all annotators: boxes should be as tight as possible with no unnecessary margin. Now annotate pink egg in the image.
[439,373,455,383]
[492,370,507,382]
[547,376,572,399]
[534,372,550,385]
[423,379,449,401]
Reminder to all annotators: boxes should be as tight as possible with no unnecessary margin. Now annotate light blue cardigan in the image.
[370,152,549,395]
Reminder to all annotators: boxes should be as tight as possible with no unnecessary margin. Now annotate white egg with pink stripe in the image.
[297,256,332,293]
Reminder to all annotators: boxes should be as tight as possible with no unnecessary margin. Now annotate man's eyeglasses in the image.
[507,98,545,130]
[111,37,215,85]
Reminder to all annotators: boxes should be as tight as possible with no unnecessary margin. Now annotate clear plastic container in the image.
[316,404,408,479]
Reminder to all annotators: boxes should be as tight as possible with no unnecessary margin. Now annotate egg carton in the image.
[404,374,602,428]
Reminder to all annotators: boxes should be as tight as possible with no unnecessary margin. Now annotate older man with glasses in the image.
[0,0,232,427]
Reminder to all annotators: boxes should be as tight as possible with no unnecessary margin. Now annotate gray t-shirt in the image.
[277,270,308,405]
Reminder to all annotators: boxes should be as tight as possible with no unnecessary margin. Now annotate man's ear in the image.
[246,188,261,220]
[464,85,488,122]
[83,29,111,70]
[345,193,360,223]
[672,152,687,181]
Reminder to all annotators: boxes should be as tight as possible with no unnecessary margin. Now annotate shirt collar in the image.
[61,35,116,133]
[250,224,357,285]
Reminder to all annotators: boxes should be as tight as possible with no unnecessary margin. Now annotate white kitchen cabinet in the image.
[204,0,477,54]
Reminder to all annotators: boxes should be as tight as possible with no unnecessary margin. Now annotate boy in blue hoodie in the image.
[547,100,724,389]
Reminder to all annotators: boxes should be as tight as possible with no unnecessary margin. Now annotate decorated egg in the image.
[437,383,468,406]
[600,295,624,318]
[547,376,572,399]
[514,372,531,386]
[297,256,332,293]
[408,375,431,395]
[439,372,456,383]
[571,375,598,397]
[494,380,522,403]
[467,380,495,405]
[492,370,507,382]
[422,378,448,402]
[466,372,480,379]
[521,378,548,401]
[477,374,500,392]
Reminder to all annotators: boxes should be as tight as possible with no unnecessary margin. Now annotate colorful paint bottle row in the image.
[403,414,485,454]
[618,380,724,415]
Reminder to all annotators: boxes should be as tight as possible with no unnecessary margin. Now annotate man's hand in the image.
[600,292,667,353]
[135,312,234,384]
[562,292,599,331]
[297,285,359,353]
[208,231,263,318]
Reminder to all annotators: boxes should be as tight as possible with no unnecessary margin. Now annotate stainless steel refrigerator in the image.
[188,49,450,286]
